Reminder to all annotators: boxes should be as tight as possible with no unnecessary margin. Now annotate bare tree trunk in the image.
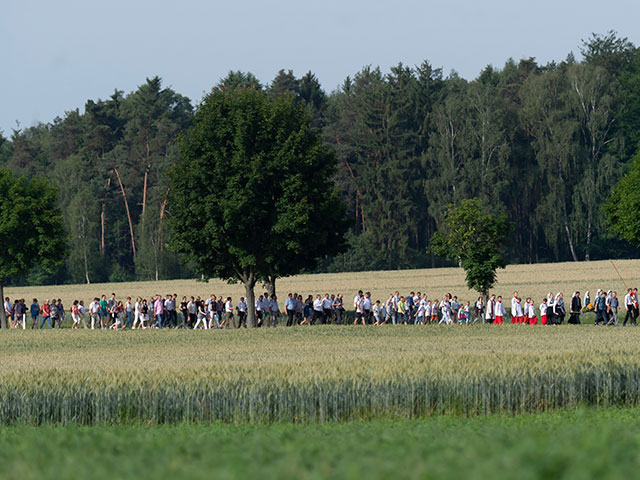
[585,215,592,261]
[142,139,151,218]
[565,222,579,262]
[264,274,276,298]
[100,204,106,257]
[113,167,136,257]
[81,214,90,284]
[100,177,111,257]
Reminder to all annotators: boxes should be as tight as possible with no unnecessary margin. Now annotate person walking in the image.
[607,291,619,326]
[71,300,80,329]
[540,298,548,325]
[29,298,40,329]
[494,296,505,324]
[333,293,344,324]
[285,293,296,327]
[594,290,607,326]
[568,291,582,324]
[485,295,495,324]
[89,298,100,329]
[623,288,635,326]
[225,297,236,328]
[237,297,247,328]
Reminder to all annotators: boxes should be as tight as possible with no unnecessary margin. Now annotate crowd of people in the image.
[2,287,637,329]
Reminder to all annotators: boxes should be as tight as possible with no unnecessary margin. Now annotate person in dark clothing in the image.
[594,291,607,325]
[568,291,582,324]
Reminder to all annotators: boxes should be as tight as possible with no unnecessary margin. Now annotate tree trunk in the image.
[142,138,151,218]
[585,216,592,261]
[114,167,136,257]
[100,204,106,257]
[80,213,90,284]
[264,273,276,298]
[564,222,578,262]
[0,280,7,329]
[100,177,111,257]
[245,280,257,328]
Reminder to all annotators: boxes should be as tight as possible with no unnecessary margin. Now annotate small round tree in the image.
[429,199,513,299]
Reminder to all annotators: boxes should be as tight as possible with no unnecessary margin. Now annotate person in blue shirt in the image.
[30,298,40,329]
[594,290,608,325]
[285,293,296,327]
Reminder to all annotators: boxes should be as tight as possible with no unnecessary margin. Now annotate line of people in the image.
[3,287,637,329]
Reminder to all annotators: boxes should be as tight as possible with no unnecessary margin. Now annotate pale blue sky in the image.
[1,0,638,134]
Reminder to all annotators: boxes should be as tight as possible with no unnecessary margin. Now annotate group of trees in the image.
[325,33,640,270]
[1,32,639,287]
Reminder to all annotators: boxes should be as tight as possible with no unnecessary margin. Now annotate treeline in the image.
[1,32,639,285]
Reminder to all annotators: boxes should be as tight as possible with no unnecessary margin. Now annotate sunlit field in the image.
[5,259,639,309]
[2,326,640,424]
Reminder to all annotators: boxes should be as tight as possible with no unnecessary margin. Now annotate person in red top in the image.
[40,300,51,329]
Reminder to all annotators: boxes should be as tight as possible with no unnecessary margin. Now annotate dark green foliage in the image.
[166,88,346,325]
[430,199,512,297]
[2,32,640,285]
[604,150,640,246]
[0,168,67,327]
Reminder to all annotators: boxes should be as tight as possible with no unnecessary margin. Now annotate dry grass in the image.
[5,259,640,309]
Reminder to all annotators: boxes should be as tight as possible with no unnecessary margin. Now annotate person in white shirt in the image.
[237,297,247,328]
[354,295,365,325]
[354,290,363,310]
[222,297,236,328]
[528,299,537,325]
[494,296,506,324]
[624,288,635,326]
[485,295,495,324]
[312,295,323,325]
[133,298,142,329]
[322,294,333,324]
[415,300,426,325]
[511,292,519,323]
[438,296,451,325]
[254,295,264,327]
[89,298,101,330]
[511,298,524,324]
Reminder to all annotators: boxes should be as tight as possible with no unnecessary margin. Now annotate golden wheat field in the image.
[5,259,640,307]
[1,326,640,424]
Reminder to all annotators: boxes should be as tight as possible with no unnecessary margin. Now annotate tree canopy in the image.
[0,168,67,327]
[429,199,513,298]
[166,87,346,326]
[1,33,640,286]
[604,150,640,246]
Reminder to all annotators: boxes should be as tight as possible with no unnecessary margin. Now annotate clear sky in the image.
[1,0,639,135]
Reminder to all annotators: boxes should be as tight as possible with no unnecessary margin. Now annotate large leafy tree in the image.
[429,199,512,298]
[0,168,67,328]
[166,87,346,327]
[604,149,640,246]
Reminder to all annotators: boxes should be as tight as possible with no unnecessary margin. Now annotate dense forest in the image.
[1,32,639,285]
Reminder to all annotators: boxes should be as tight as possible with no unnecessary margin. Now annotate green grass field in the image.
[2,408,639,480]
[2,315,640,477]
